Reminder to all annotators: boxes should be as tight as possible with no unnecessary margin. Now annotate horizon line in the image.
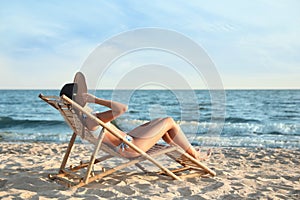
[0,88,299,90]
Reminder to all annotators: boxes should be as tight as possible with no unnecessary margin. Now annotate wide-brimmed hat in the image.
[73,72,88,107]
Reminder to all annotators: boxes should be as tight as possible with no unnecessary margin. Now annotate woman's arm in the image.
[83,93,128,123]
[94,97,128,116]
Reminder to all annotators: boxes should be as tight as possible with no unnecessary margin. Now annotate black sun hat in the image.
[59,83,78,100]
[59,72,88,107]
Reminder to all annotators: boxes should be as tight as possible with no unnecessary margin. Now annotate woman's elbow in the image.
[115,105,128,116]
[122,105,128,113]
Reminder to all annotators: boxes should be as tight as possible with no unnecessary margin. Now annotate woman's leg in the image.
[126,117,200,159]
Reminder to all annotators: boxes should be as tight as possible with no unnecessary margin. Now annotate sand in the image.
[0,142,299,199]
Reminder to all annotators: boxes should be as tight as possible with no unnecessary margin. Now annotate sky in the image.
[0,0,299,89]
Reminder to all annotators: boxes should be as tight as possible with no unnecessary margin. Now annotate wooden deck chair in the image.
[39,94,216,188]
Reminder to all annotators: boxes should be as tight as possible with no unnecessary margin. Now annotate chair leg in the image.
[59,132,77,172]
[83,129,105,184]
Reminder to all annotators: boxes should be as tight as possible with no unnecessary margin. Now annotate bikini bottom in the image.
[115,135,133,152]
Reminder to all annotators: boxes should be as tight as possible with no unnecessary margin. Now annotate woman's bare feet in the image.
[193,148,212,161]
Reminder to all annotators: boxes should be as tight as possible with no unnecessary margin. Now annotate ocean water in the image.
[0,89,299,148]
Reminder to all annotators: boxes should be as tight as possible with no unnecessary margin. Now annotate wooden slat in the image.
[60,169,83,180]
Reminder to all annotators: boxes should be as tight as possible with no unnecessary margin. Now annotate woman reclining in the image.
[62,72,211,161]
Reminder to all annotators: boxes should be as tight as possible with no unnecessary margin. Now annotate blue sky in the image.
[0,0,299,89]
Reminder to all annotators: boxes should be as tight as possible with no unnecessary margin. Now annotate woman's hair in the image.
[59,83,78,99]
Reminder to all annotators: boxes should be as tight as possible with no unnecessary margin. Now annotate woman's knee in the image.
[151,117,171,125]
[162,117,176,125]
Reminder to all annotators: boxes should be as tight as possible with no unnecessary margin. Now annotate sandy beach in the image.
[0,142,299,199]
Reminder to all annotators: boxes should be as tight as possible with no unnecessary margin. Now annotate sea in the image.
[0,90,299,149]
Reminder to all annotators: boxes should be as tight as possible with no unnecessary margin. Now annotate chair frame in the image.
[39,94,216,188]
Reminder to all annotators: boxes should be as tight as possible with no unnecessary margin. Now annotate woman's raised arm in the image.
[83,93,128,123]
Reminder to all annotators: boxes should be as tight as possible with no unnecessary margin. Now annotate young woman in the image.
[68,72,210,161]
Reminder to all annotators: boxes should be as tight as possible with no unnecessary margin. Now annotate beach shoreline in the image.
[0,142,299,199]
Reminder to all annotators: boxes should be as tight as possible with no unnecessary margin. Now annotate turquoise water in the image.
[0,89,299,148]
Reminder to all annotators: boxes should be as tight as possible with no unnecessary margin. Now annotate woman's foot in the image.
[192,148,212,161]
